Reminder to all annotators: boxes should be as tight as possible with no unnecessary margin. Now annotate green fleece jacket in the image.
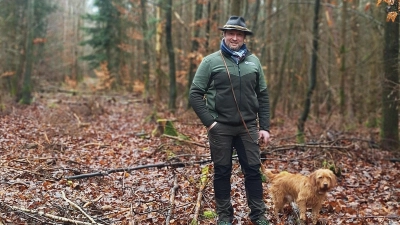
[189,50,270,132]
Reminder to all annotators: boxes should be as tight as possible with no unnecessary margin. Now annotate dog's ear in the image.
[309,171,317,186]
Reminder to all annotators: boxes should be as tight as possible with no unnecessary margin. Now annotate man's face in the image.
[223,30,245,51]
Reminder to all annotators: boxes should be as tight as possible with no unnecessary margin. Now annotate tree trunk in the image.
[271,19,293,118]
[248,0,260,51]
[205,1,217,53]
[297,0,320,143]
[187,0,203,108]
[155,5,163,104]
[165,0,176,111]
[381,13,399,151]
[349,0,359,122]
[20,0,34,104]
[231,0,241,16]
[140,0,151,101]
[339,0,347,120]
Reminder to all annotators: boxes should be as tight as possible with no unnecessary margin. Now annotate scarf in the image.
[220,39,248,64]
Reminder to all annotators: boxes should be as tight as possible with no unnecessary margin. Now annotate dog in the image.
[261,165,337,224]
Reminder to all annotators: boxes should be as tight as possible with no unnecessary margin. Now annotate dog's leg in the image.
[296,199,307,222]
[311,204,322,225]
[270,191,284,221]
[271,196,281,220]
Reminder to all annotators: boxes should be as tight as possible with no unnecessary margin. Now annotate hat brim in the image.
[219,25,253,35]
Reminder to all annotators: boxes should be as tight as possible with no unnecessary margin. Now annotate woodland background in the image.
[0,0,399,224]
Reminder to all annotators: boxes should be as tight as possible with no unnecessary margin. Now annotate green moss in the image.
[203,210,217,219]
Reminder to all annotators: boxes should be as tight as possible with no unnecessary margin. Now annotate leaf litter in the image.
[0,93,399,225]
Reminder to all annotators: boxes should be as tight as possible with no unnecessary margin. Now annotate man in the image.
[189,16,271,225]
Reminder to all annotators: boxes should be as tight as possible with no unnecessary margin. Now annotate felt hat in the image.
[219,16,253,35]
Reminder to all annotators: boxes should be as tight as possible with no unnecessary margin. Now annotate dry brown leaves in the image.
[0,93,399,225]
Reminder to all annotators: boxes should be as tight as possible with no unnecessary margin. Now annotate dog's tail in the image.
[260,163,277,181]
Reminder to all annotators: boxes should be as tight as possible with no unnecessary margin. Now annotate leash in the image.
[219,50,258,145]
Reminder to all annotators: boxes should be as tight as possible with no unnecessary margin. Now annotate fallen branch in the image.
[192,165,211,224]
[165,173,179,225]
[62,191,100,224]
[162,134,207,148]
[83,195,103,208]
[262,143,353,152]
[65,159,212,180]
[1,202,97,225]
[341,215,399,220]
[82,142,110,148]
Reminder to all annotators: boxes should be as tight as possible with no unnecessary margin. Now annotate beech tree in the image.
[297,0,321,143]
[379,0,400,150]
[165,0,176,111]
[187,0,204,108]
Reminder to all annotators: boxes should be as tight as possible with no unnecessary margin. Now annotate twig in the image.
[3,166,46,177]
[73,113,90,127]
[264,143,352,152]
[341,215,399,219]
[162,134,208,148]
[192,165,211,224]
[165,173,179,225]
[65,159,212,180]
[61,191,100,224]
[5,181,30,188]
[82,143,110,148]
[83,195,103,208]
[2,203,96,225]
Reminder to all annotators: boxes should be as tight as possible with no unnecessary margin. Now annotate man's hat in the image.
[219,16,253,35]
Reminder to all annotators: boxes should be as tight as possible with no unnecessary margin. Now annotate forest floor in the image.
[0,92,399,225]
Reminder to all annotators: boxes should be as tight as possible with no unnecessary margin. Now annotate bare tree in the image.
[381,10,399,151]
[165,0,176,111]
[141,0,151,101]
[155,5,163,104]
[339,0,348,120]
[187,0,204,108]
[231,0,241,16]
[20,0,35,104]
[297,0,320,143]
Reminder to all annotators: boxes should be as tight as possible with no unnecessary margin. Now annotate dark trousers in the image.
[208,121,266,222]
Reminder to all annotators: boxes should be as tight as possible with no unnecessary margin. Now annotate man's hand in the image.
[258,130,270,146]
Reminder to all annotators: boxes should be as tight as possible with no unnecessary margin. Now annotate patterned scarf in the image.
[220,39,248,64]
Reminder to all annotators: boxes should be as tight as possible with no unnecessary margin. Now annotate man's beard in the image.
[227,43,243,51]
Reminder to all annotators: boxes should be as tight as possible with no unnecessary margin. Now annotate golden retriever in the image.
[261,165,337,224]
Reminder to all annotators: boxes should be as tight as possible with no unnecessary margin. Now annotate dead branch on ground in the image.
[162,134,207,148]
[192,165,211,224]
[165,173,179,225]
[1,202,98,225]
[61,191,100,224]
[65,159,212,180]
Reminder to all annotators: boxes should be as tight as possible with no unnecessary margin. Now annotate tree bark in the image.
[247,0,260,51]
[381,12,399,151]
[271,16,294,118]
[20,0,34,104]
[155,5,163,104]
[165,0,176,111]
[140,0,151,101]
[231,0,241,16]
[339,0,348,121]
[297,0,320,143]
[187,0,203,108]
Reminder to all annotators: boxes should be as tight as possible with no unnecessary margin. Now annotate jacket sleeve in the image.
[256,62,271,132]
[189,58,215,127]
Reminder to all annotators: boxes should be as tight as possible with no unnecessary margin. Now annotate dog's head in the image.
[310,169,337,193]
